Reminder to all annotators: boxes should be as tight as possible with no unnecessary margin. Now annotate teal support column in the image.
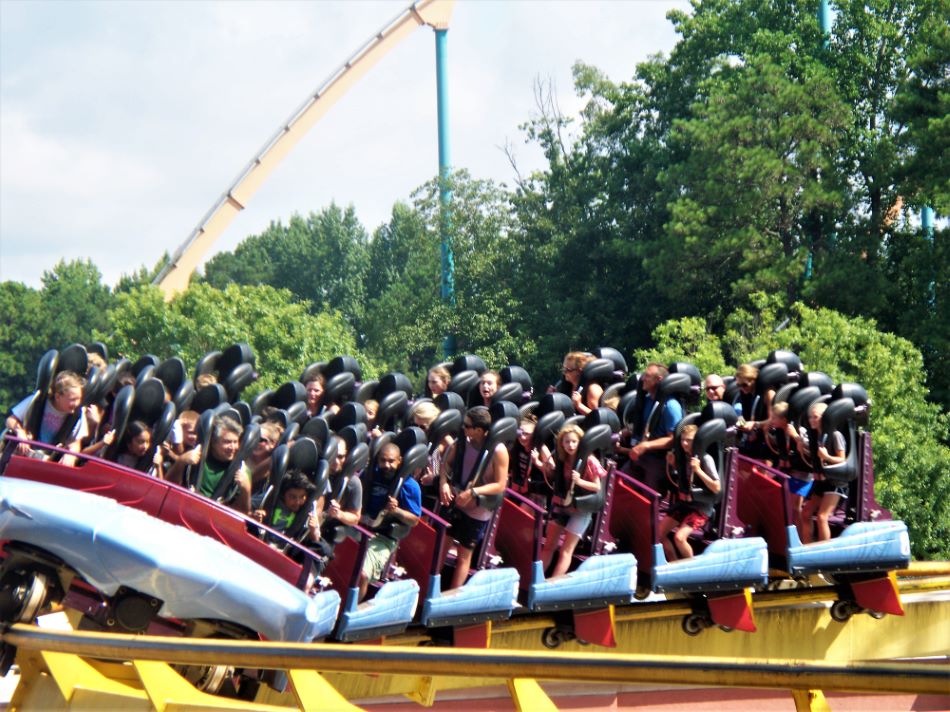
[923,206,936,305]
[922,206,934,237]
[435,28,456,359]
[818,0,831,47]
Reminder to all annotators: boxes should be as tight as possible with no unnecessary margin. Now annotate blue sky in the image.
[0,0,689,287]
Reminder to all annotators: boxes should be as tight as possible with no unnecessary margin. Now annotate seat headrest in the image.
[832,383,868,409]
[448,370,480,399]
[289,437,321,476]
[693,418,727,456]
[619,390,639,428]
[501,365,533,392]
[767,349,802,374]
[756,362,789,393]
[772,382,798,406]
[536,392,574,419]
[329,401,367,431]
[429,409,462,445]
[582,407,622,433]
[492,381,524,405]
[56,343,88,378]
[344,441,370,478]
[154,357,186,393]
[700,400,739,427]
[787,386,823,422]
[376,372,414,401]
[434,391,467,413]
[324,371,356,406]
[395,426,427,452]
[534,411,565,449]
[656,372,692,401]
[822,398,855,433]
[376,391,409,431]
[594,346,628,375]
[285,401,310,425]
[224,362,257,402]
[191,383,228,414]
[489,400,520,422]
[87,341,108,361]
[398,443,429,479]
[488,417,519,448]
[35,349,58,393]
[131,354,160,379]
[326,355,362,382]
[336,423,367,452]
[193,350,222,381]
[580,358,616,388]
[452,354,486,376]
[299,361,326,385]
[800,371,834,394]
[579,423,613,459]
[217,343,255,380]
[232,401,253,426]
[668,362,701,387]
[274,381,307,409]
[301,415,331,445]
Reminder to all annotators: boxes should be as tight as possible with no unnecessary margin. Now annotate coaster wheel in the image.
[682,613,706,636]
[0,570,50,624]
[830,599,856,623]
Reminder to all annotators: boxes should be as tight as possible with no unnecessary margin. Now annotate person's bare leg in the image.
[450,545,474,589]
[551,531,581,578]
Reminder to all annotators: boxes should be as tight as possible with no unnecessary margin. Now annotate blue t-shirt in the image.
[365,469,422,521]
[637,394,684,441]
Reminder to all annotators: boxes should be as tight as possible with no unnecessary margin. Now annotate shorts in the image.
[449,509,490,550]
[667,502,709,531]
[552,510,593,538]
[810,479,849,500]
[361,535,397,583]
[787,472,814,498]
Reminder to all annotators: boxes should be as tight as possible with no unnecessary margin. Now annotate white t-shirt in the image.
[11,394,87,446]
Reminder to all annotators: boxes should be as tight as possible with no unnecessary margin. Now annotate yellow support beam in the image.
[507,678,558,711]
[41,650,151,709]
[286,669,363,712]
[4,625,947,696]
[791,688,831,712]
[133,660,292,711]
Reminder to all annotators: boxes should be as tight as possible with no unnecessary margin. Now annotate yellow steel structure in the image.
[3,574,948,710]
[153,0,455,298]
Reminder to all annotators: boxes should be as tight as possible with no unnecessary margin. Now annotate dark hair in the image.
[279,470,314,498]
[121,420,153,450]
[467,406,491,430]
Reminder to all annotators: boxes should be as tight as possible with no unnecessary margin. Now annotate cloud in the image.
[0,0,689,287]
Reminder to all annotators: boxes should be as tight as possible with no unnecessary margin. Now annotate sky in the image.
[0,0,690,288]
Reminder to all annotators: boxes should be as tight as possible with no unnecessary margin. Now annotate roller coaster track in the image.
[3,569,948,711]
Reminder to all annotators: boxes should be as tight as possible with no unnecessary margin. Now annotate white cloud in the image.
[0,0,689,287]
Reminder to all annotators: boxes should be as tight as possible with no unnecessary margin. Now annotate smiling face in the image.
[305,379,325,409]
[211,430,241,462]
[52,386,83,415]
[517,423,534,448]
[427,370,448,396]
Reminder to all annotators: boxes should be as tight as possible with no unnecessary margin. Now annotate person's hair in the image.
[808,402,828,419]
[51,371,84,398]
[378,442,402,462]
[195,373,218,389]
[87,352,107,373]
[602,393,620,411]
[413,402,439,427]
[259,422,281,444]
[467,405,491,430]
[428,365,450,387]
[736,364,759,381]
[305,373,326,387]
[121,420,153,450]
[279,470,314,498]
[480,370,501,386]
[771,402,789,419]
[212,415,243,442]
[555,423,585,462]
[564,351,593,372]
[364,399,379,416]
[680,423,698,439]
[178,410,199,427]
[519,413,538,427]
[645,362,669,378]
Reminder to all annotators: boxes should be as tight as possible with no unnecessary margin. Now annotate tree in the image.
[39,259,114,349]
[659,54,849,311]
[204,204,369,332]
[106,283,365,396]
[0,282,48,411]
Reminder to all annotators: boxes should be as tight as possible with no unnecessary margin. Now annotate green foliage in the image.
[203,204,369,332]
[0,260,114,411]
[721,300,950,559]
[107,283,363,397]
[633,317,729,378]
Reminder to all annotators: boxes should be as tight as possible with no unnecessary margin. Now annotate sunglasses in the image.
[705,385,723,392]
[738,380,755,388]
